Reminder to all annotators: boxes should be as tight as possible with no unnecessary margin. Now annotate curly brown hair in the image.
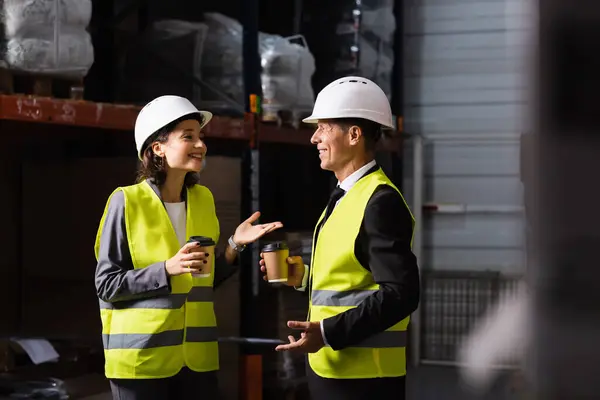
[136,113,205,188]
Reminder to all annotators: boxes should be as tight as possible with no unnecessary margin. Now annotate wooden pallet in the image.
[0,68,84,100]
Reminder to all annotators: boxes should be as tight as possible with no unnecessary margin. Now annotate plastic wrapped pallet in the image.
[0,0,94,78]
[201,13,315,114]
[200,13,245,108]
[334,0,395,100]
[117,19,209,106]
[261,34,316,119]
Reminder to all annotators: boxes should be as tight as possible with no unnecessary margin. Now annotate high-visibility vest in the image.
[94,181,220,379]
[308,168,414,379]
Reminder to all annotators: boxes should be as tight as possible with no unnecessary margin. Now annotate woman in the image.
[94,95,282,400]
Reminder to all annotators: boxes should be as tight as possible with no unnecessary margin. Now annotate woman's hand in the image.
[165,242,209,276]
[232,211,283,246]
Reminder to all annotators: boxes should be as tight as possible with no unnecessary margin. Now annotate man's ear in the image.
[348,125,362,145]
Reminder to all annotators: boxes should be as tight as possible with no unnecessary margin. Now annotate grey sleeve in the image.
[95,191,171,303]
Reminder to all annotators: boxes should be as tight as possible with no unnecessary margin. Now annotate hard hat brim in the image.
[302,113,395,129]
[198,111,213,129]
[302,115,319,124]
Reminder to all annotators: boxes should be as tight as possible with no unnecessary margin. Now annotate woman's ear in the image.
[151,142,164,158]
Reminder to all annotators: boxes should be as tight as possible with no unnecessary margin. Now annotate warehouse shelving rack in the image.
[0,0,407,398]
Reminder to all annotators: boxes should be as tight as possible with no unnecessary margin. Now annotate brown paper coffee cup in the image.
[187,236,215,278]
[262,241,289,283]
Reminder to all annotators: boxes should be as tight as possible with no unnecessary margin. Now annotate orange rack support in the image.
[240,354,263,400]
[0,95,252,141]
[0,95,139,130]
[0,95,401,151]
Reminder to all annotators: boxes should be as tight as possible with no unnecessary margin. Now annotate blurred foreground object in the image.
[458,282,530,393]
[533,0,600,398]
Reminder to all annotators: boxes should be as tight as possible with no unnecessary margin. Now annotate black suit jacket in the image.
[314,166,421,351]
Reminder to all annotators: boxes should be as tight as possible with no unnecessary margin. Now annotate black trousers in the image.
[306,363,406,400]
[109,368,219,400]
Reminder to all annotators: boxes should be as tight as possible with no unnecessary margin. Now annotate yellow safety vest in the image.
[94,181,220,379]
[308,168,414,379]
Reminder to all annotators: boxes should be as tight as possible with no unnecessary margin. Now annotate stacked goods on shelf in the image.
[117,12,316,116]
[0,0,94,78]
[334,0,395,100]
[199,13,245,112]
[200,12,316,116]
[117,19,209,106]
[259,34,316,122]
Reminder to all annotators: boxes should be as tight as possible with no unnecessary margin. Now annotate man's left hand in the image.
[275,321,325,354]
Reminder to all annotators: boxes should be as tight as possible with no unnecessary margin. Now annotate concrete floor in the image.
[76,368,519,400]
[266,364,523,400]
[407,365,520,400]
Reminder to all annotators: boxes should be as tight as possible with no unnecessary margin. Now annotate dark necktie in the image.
[322,186,346,226]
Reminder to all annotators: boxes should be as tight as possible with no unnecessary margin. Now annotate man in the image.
[259,76,420,399]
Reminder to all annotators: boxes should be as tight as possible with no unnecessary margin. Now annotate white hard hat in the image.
[302,76,394,129]
[134,95,213,160]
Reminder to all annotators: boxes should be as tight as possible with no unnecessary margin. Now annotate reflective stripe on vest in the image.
[100,287,217,350]
[94,181,220,379]
[311,290,408,348]
[98,286,214,310]
[102,327,219,349]
[308,168,415,380]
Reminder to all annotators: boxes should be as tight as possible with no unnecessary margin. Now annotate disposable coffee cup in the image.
[187,236,215,278]
[261,241,289,283]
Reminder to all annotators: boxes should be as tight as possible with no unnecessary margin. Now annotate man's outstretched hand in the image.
[275,321,325,354]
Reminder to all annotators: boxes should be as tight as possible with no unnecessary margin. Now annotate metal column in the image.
[240,0,263,339]
[391,0,404,115]
[240,0,264,396]
[87,0,115,102]
[409,134,424,368]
